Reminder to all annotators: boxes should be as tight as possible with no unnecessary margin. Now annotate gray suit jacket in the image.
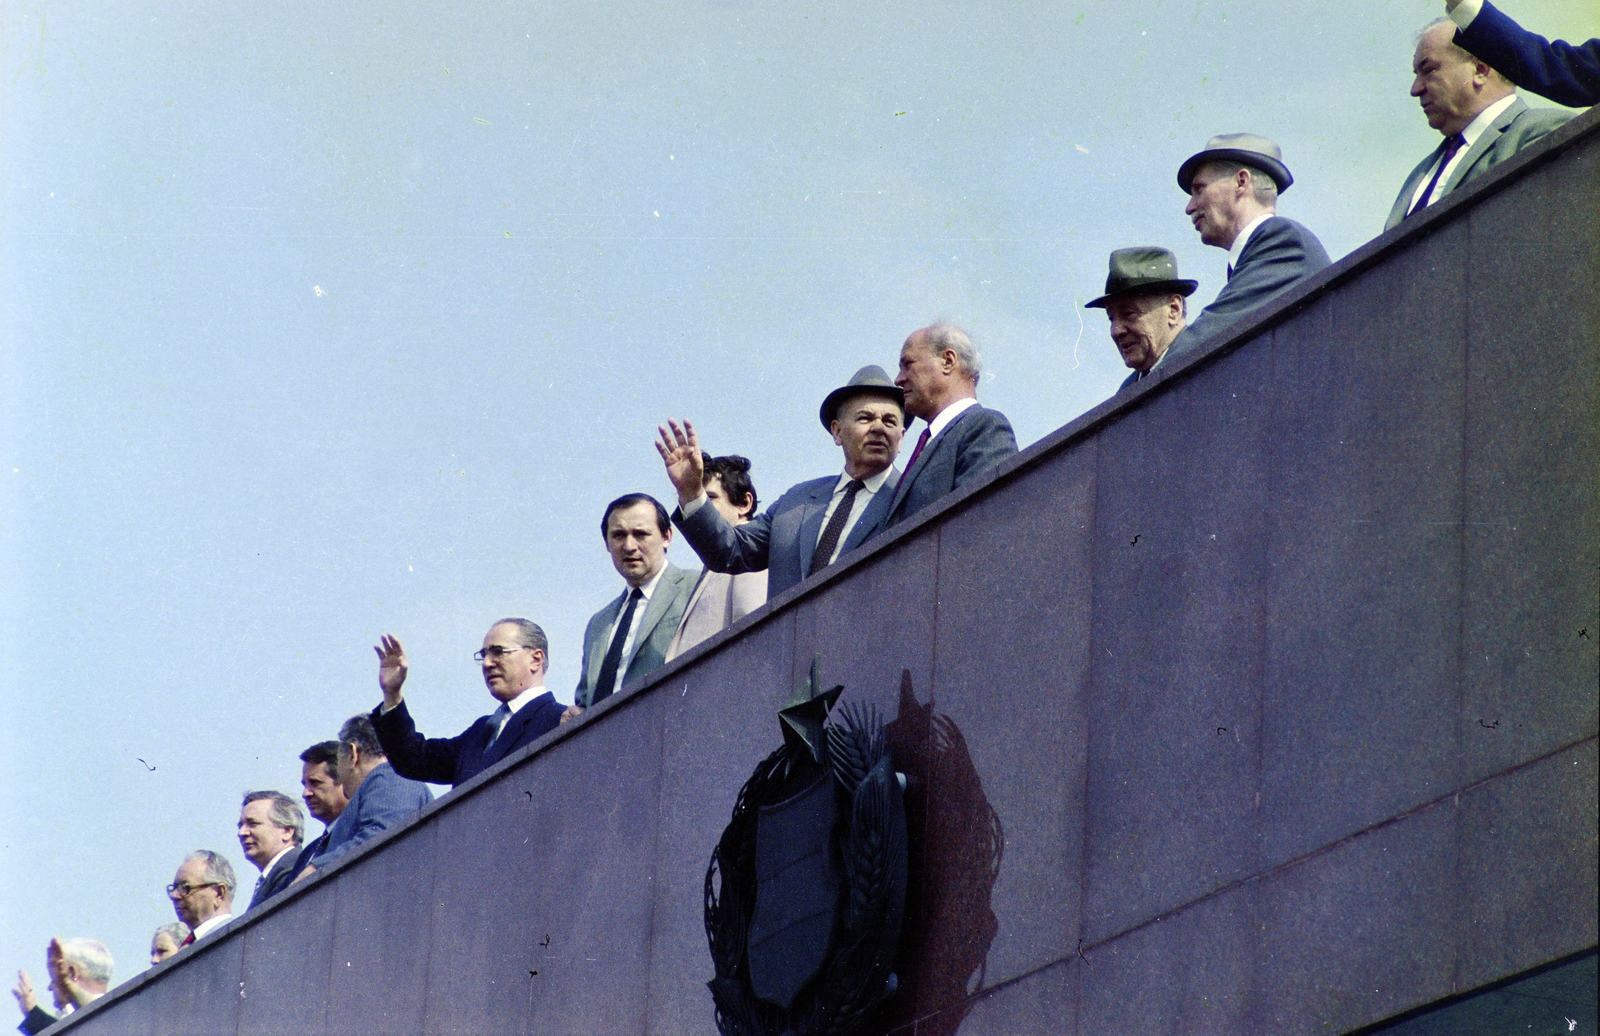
[882,404,1018,530]
[1384,97,1574,230]
[674,471,897,600]
[574,563,695,707]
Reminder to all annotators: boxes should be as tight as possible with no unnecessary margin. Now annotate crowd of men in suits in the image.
[11,4,1594,1031]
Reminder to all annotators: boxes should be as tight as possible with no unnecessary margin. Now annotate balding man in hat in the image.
[659,365,906,601]
[1086,247,1198,391]
[1171,133,1330,356]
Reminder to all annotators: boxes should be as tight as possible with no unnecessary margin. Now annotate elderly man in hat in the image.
[1086,247,1199,391]
[658,365,906,600]
[1170,133,1330,357]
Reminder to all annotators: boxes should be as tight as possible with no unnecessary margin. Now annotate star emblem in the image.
[778,657,843,764]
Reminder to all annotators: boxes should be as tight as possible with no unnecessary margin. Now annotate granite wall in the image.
[52,110,1600,1036]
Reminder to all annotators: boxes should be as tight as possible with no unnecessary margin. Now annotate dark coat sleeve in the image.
[371,700,477,786]
[1456,1,1600,109]
[1177,217,1330,352]
[310,764,433,869]
[19,1006,57,1036]
[674,498,774,575]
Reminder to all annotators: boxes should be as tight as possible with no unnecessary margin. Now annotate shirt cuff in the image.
[379,700,399,715]
[679,492,708,518]
[1448,0,1483,30]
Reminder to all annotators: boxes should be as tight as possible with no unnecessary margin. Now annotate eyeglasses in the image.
[166,881,219,899]
[473,645,530,663]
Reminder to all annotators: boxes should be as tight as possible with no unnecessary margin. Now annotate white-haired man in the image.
[238,790,304,910]
[10,937,113,1035]
[166,850,235,946]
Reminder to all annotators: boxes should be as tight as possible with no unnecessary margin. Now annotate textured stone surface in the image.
[239,886,334,1035]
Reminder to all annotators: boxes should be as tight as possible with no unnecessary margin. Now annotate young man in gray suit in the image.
[885,324,1018,530]
[658,365,906,600]
[562,494,695,723]
[1385,18,1574,231]
[1169,133,1330,358]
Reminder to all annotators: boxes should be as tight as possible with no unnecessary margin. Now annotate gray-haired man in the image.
[11,938,113,1035]
[238,790,304,910]
[297,714,432,881]
[166,850,235,945]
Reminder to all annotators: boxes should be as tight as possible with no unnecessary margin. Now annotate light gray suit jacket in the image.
[1384,97,1574,230]
[574,563,695,708]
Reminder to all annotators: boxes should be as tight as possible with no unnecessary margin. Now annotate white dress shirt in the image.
[490,681,549,737]
[813,465,899,566]
[601,566,665,700]
[923,395,979,444]
[1448,0,1484,30]
[1227,211,1275,272]
[1408,93,1518,213]
[191,912,233,942]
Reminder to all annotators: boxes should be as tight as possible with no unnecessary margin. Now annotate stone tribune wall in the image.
[54,110,1599,1036]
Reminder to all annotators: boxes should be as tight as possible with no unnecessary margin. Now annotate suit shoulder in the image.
[1510,105,1576,135]
[773,475,838,504]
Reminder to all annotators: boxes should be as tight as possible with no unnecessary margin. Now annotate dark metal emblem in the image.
[705,659,908,1036]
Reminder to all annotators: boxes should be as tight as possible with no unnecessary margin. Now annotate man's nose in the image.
[1410,76,1425,97]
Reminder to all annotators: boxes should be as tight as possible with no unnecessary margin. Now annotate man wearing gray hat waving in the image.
[1170,133,1331,357]
[1086,247,1198,391]
[658,365,906,600]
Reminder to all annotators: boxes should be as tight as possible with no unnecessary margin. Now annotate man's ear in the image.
[830,418,846,447]
[530,648,547,674]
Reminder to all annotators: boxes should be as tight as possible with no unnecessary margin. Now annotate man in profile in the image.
[292,741,349,874]
[10,939,113,1035]
[298,714,432,879]
[1085,247,1198,391]
[373,619,565,787]
[1385,19,1573,230]
[166,850,235,945]
[237,790,304,910]
[563,495,695,723]
[1172,133,1330,354]
[886,325,1017,528]
[659,365,906,601]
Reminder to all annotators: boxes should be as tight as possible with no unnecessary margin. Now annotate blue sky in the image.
[3,0,1595,999]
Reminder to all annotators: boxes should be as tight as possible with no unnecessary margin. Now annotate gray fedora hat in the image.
[819,365,904,429]
[1084,247,1199,309]
[1177,132,1294,193]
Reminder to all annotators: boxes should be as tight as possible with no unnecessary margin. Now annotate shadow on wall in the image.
[882,671,1006,1034]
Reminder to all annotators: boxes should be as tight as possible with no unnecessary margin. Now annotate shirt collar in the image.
[625,565,666,603]
[501,682,547,715]
[261,844,295,875]
[836,466,897,494]
[192,912,233,940]
[1461,93,1517,147]
[1227,212,1275,271]
[925,396,979,441]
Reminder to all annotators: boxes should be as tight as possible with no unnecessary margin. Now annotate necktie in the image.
[180,932,195,947]
[1407,134,1465,218]
[484,702,512,747]
[253,875,265,900]
[895,427,932,492]
[1226,264,1234,281]
[811,479,865,572]
[592,588,641,704]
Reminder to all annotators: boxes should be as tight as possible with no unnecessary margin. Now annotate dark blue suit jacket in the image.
[246,845,302,909]
[372,691,564,787]
[1457,1,1599,109]
[308,762,432,869]
[675,472,896,599]
[1169,216,1330,356]
[883,404,1017,529]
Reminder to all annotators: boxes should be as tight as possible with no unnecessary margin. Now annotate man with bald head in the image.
[371,618,566,787]
[885,324,1017,529]
[1385,18,1573,230]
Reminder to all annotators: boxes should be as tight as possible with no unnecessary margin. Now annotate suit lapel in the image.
[839,466,899,556]
[887,407,975,518]
[584,592,627,692]
[1444,98,1524,194]
[1389,147,1446,228]
[626,565,683,664]
[796,481,838,576]
[481,702,536,768]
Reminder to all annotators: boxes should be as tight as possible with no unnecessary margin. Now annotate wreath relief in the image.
[705,659,909,1036]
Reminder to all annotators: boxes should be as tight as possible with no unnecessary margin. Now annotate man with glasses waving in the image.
[165,850,236,947]
[370,619,565,788]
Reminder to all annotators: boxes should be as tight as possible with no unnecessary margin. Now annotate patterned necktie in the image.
[1407,134,1465,218]
[895,427,933,492]
[811,479,865,572]
[592,588,641,704]
[484,702,512,747]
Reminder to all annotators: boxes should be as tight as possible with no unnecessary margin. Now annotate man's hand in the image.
[375,634,408,709]
[559,705,583,725]
[654,419,705,506]
[12,969,36,1014]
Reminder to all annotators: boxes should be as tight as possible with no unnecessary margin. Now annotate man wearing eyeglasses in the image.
[165,850,236,946]
[370,618,565,788]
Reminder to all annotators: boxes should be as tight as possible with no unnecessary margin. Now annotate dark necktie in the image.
[1407,134,1465,218]
[1226,264,1234,281]
[253,874,266,900]
[484,702,512,747]
[811,479,865,572]
[592,588,641,704]
[895,427,933,492]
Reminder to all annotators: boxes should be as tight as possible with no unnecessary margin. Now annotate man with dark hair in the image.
[1385,19,1573,230]
[166,850,235,945]
[237,790,304,909]
[887,327,1018,529]
[659,365,906,603]
[1447,0,1599,108]
[297,714,432,879]
[562,494,695,722]
[1086,247,1198,390]
[665,454,768,660]
[292,740,349,875]
[1171,133,1330,354]
[372,618,565,787]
